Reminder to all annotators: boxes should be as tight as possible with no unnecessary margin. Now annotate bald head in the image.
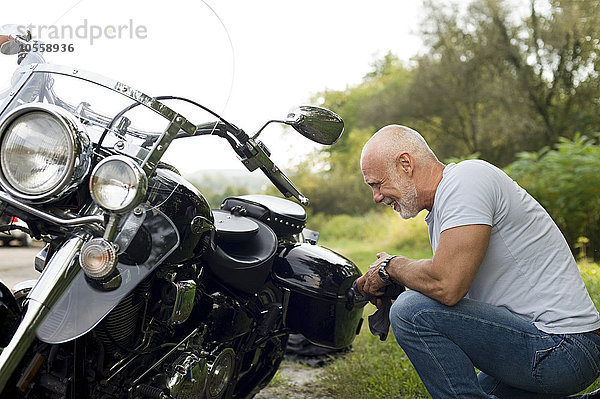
[361,125,444,214]
[361,125,437,172]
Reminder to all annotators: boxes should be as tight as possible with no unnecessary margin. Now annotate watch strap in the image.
[378,255,395,284]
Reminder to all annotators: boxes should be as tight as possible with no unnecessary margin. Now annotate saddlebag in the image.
[273,243,364,349]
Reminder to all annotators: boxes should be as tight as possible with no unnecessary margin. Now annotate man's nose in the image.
[373,190,384,203]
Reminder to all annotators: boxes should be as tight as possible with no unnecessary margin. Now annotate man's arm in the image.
[357,224,491,306]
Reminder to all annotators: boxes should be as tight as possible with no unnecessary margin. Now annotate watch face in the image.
[379,265,390,283]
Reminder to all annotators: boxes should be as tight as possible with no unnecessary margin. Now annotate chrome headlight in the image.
[0,103,91,202]
[90,155,147,212]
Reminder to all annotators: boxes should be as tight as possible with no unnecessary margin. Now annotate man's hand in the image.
[356,252,392,308]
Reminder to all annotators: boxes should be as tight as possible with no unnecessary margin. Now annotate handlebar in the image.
[241,138,309,206]
[191,121,310,205]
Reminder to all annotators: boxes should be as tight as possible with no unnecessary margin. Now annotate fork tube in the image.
[0,235,85,392]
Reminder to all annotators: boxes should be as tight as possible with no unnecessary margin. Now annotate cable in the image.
[94,95,240,157]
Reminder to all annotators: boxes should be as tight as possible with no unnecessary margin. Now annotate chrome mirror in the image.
[285,106,344,145]
[0,25,28,55]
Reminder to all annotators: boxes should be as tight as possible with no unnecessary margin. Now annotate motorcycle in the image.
[0,27,366,398]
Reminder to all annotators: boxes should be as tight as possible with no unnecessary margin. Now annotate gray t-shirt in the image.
[425,160,600,334]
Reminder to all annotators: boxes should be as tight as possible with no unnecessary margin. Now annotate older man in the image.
[356,125,600,398]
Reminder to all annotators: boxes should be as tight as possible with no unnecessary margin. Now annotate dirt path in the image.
[255,359,332,399]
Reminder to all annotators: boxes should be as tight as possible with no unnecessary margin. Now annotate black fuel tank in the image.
[273,243,364,349]
[147,168,214,264]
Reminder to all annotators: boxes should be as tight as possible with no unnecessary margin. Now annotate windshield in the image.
[1,0,243,173]
[0,65,214,176]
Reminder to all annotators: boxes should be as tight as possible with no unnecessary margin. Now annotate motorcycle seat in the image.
[221,194,306,237]
[208,209,277,293]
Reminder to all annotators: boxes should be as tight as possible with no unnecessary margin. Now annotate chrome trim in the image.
[32,64,193,131]
[130,326,205,388]
[169,279,197,325]
[0,235,86,392]
[90,155,148,213]
[0,103,92,202]
[0,190,104,226]
[0,63,37,116]
[28,235,86,306]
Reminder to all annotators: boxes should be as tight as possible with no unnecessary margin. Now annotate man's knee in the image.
[389,290,440,339]
[390,290,437,320]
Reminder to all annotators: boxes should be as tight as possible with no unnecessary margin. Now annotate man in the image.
[356,125,600,398]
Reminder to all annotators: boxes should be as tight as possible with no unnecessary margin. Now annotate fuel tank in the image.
[147,167,214,264]
[272,243,365,349]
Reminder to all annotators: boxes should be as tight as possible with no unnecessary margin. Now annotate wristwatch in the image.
[378,255,395,284]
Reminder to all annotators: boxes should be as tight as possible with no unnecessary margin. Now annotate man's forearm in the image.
[386,256,460,305]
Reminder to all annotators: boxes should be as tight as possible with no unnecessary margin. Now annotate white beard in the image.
[387,177,419,219]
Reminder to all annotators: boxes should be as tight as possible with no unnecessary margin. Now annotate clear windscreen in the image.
[1,0,240,172]
[0,68,219,161]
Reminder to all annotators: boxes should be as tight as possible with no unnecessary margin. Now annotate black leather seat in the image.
[221,194,307,237]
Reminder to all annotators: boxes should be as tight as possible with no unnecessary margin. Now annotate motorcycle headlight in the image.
[90,155,147,212]
[0,103,91,202]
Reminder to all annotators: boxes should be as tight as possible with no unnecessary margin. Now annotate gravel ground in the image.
[255,359,332,399]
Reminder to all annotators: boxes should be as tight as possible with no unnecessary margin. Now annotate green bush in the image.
[505,134,600,260]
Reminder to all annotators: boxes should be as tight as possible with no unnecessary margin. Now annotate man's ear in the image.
[396,152,413,176]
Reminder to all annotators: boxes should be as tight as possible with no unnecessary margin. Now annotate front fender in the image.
[0,280,19,347]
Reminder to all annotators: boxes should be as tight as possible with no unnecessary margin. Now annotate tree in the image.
[292,56,414,215]
[294,0,600,216]
[408,0,600,165]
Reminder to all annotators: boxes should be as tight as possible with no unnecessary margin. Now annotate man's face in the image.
[362,156,420,219]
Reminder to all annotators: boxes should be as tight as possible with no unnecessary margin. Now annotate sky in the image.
[0,0,425,176]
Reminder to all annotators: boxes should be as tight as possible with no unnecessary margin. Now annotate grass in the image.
[310,210,431,398]
[292,211,600,398]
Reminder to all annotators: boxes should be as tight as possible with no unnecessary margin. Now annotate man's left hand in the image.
[356,252,392,307]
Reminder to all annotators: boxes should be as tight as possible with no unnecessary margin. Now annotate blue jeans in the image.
[389,290,600,398]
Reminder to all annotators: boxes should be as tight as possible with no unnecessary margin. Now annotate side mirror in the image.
[0,25,29,55]
[286,106,344,145]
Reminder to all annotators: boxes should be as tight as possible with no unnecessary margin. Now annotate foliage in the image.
[322,327,429,398]
[505,134,600,259]
[296,0,600,216]
[191,182,251,209]
[407,0,600,165]
[288,55,414,215]
[307,212,432,397]
[308,209,431,261]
